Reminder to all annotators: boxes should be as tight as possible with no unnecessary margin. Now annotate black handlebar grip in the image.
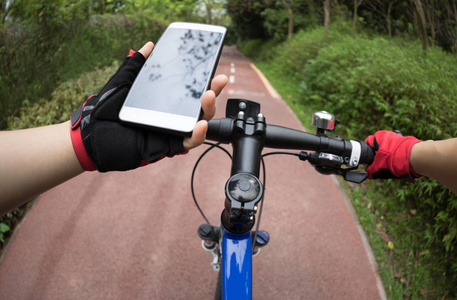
[359,141,375,165]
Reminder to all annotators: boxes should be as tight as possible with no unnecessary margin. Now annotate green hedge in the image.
[242,24,457,298]
[6,63,119,129]
[0,13,167,129]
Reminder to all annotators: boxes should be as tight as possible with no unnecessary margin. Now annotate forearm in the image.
[0,121,83,216]
[410,138,457,195]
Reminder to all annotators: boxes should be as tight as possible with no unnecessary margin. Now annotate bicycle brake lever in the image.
[314,165,368,183]
[300,151,368,183]
[337,169,369,183]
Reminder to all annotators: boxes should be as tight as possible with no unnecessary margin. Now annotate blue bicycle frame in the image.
[221,228,253,300]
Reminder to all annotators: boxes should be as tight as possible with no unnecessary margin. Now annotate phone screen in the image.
[123,28,224,118]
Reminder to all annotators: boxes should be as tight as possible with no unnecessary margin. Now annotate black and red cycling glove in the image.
[70,49,186,172]
[365,130,422,182]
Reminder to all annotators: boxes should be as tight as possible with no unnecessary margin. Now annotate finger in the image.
[138,42,154,59]
[211,74,228,97]
[200,90,216,121]
[199,75,228,121]
[183,120,208,150]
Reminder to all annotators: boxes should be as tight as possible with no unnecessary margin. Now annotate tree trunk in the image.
[411,0,428,52]
[387,1,394,37]
[353,0,358,30]
[424,0,436,46]
[280,0,294,41]
[324,0,330,35]
[453,0,457,55]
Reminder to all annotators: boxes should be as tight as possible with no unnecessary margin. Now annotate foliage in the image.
[0,12,167,129]
[226,0,322,42]
[242,24,457,298]
[238,38,277,61]
[0,222,9,243]
[297,35,457,140]
[225,0,271,41]
[129,0,202,23]
[7,63,118,129]
[261,3,289,42]
[0,203,30,251]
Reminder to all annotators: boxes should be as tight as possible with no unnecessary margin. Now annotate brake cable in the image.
[191,142,232,224]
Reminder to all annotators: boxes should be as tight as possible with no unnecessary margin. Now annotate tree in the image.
[411,0,428,52]
[195,0,227,25]
[132,0,199,21]
[226,0,270,40]
[352,0,365,31]
[280,0,293,41]
[423,0,439,46]
[444,0,457,54]
[1,0,18,24]
[324,0,330,34]
[363,0,398,36]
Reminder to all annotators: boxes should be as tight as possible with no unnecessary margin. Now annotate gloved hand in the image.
[70,42,227,172]
[365,130,422,182]
[70,47,185,172]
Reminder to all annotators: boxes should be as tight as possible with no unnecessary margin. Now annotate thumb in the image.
[183,120,208,150]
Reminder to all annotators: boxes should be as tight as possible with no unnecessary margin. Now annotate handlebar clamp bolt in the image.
[351,158,359,166]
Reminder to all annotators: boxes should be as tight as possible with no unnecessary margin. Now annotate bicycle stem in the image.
[230,112,266,177]
[222,111,266,234]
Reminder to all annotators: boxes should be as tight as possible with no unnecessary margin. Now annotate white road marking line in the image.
[249,63,280,99]
[229,75,235,84]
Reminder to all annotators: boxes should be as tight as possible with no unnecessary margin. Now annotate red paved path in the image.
[0,46,385,299]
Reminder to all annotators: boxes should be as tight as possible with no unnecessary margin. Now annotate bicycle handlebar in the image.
[207,119,374,166]
[203,98,375,234]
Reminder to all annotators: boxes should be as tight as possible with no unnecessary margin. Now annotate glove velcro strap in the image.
[70,104,96,171]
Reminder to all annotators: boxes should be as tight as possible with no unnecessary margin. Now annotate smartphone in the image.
[119,22,227,136]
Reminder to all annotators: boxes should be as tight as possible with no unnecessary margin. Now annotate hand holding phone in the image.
[119,22,227,137]
[70,41,228,172]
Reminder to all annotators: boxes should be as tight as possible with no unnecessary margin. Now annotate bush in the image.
[272,23,353,80]
[0,14,167,129]
[239,38,277,62]
[7,62,119,129]
[299,34,457,298]
[241,24,457,297]
[298,36,457,140]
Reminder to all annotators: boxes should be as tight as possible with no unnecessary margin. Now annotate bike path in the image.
[0,45,385,299]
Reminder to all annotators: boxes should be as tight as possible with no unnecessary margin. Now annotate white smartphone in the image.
[119,22,227,136]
